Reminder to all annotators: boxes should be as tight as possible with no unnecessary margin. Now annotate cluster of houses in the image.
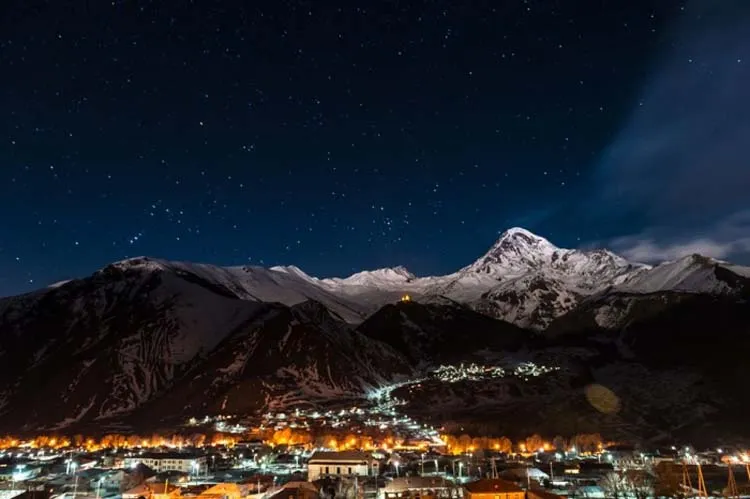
[0,446,570,499]
[4,442,747,499]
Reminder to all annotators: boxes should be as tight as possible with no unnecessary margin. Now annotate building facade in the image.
[384,476,460,499]
[123,453,207,474]
[306,451,377,481]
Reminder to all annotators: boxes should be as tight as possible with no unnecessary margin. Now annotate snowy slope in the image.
[110,257,370,323]
[616,254,750,295]
[472,273,582,329]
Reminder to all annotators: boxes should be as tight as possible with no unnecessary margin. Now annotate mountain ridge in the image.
[19,228,750,331]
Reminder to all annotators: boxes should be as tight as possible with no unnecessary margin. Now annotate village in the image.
[1,428,750,499]
[0,360,747,499]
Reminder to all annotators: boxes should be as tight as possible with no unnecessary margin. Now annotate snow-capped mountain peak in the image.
[454,228,646,304]
[464,227,559,274]
[269,264,317,282]
[322,266,417,287]
[108,256,168,272]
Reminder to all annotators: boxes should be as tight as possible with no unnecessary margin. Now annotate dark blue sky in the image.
[1,0,748,296]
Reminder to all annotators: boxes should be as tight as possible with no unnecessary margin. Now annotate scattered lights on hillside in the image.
[432,362,560,383]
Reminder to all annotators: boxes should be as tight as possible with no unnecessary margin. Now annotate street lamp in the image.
[72,467,79,498]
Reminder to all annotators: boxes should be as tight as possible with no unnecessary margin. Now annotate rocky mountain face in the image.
[472,273,582,329]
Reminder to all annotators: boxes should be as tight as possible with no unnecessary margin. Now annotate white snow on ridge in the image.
[322,227,642,297]
[322,266,416,288]
[48,279,72,289]
[724,263,750,278]
[84,228,750,329]
[617,254,749,295]
[112,257,369,323]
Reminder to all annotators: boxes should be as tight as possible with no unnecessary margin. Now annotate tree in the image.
[552,435,567,451]
[190,433,206,447]
[458,434,472,453]
[525,434,544,453]
[496,437,513,454]
[602,470,655,499]
[601,472,627,499]
[624,469,654,499]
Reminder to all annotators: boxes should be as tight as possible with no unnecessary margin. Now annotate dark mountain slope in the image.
[0,262,409,433]
[355,300,529,365]
[132,300,412,428]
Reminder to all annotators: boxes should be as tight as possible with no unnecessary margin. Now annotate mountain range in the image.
[1,227,749,444]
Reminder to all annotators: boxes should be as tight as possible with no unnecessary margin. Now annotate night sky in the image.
[1,0,749,296]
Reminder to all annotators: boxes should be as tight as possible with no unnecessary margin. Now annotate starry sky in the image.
[1,0,749,296]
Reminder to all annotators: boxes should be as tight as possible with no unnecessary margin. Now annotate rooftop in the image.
[135,452,205,460]
[464,479,524,494]
[308,451,371,462]
[385,476,453,492]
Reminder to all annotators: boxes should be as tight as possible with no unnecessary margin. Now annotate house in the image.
[307,451,377,481]
[124,452,207,474]
[499,468,548,486]
[601,445,645,469]
[123,482,181,499]
[384,476,460,499]
[151,483,182,499]
[269,481,319,499]
[84,469,126,493]
[122,483,153,499]
[236,440,265,450]
[197,483,245,499]
[463,479,525,499]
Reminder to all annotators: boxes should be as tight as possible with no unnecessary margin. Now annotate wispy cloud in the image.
[590,0,750,260]
[608,210,750,263]
[611,236,750,262]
